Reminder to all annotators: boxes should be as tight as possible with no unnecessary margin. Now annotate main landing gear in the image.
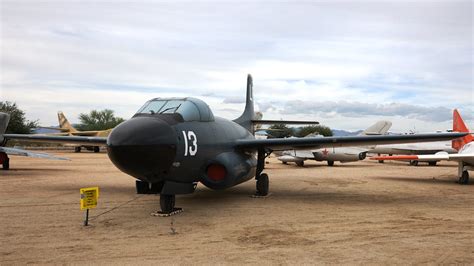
[0,152,9,170]
[457,163,470,185]
[254,149,271,197]
[459,171,469,185]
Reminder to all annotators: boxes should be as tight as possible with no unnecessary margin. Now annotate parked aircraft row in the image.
[1,75,468,215]
[372,109,474,184]
[278,115,461,167]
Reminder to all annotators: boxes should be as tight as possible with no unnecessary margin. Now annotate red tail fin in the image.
[452,109,473,151]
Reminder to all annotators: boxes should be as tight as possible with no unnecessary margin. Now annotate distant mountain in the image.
[331,129,364,136]
[33,127,61,134]
[259,127,364,137]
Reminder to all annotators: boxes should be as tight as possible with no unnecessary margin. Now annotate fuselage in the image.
[107,113,257,190]
[370,141,456,155]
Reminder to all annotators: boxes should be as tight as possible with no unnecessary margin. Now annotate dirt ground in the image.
[1,151,473,264]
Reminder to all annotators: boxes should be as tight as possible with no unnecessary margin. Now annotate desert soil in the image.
[1,151,473,264]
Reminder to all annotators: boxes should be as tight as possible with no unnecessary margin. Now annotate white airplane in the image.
[278,120,392,166]
[369,139,457,166]
[372,109,473,184]
[0,112,69,170]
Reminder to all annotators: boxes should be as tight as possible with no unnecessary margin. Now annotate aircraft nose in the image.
[107,117,177,182]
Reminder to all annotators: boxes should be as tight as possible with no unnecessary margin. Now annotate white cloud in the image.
[1,1,472,132]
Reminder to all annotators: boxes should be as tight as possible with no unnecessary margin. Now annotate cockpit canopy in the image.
[136,97,214,122]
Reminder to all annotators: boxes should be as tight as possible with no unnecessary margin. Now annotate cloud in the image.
[281,101,473,122]
[1,1,472,131]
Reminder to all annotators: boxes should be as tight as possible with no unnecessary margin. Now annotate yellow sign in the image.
[80,187,99,210]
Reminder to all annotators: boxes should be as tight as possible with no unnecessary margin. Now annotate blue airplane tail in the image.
[233,74,255,132]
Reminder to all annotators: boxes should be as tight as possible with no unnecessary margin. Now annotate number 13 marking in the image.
[182,130,197,156]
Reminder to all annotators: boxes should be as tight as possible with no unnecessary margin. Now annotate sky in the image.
[1,0,472,132]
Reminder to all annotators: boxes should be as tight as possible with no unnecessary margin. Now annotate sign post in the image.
[80,187,99,226]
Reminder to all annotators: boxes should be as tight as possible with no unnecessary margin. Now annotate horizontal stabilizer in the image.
[252,120,319,125]
[37,126,70,132]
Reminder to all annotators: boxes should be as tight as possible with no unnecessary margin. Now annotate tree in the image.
[267,123,294,138]
[0,101,38,133]
[77,109,125,131]
[296,125,333,137]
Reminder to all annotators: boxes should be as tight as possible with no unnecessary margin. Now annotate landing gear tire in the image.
[327,161,334,166]
[282,161,287,165]
[2,158,9,170]
[136,180,150,194]
[296,161,304,167]
[256,173,269,196]
[93,146,100,153]
[160,194,175,214]
[74,147,81,153]
[410,160,419,166]
[378,160,384,163]
[459,171,469,185]
[428,161,437,166]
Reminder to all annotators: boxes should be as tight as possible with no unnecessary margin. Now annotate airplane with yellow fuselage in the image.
[41,112,113,152]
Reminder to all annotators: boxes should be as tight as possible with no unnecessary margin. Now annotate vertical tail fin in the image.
[233,74,255,132]
[57,111,77,133]
[0,112,10,145]
[452,109,473,151]
[359,120,392,135]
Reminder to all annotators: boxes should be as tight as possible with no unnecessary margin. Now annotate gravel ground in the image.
[1,151,473,264]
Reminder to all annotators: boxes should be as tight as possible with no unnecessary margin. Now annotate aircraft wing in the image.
[235,132,467,151]
[371,153,473,162]
[0,146,69,160]
[4,134,107,146]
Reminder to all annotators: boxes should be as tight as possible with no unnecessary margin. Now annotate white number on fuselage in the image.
[182,130,198,156]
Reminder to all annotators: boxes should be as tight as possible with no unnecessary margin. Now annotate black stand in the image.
[84,209,89,226]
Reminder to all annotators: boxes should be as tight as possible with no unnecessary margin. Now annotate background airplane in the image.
[370,141,457,166]
[3,75,467,214]
[278,120,392,166]
[0,112,68,170]
[41,111,112,152]
[372,109,473,184]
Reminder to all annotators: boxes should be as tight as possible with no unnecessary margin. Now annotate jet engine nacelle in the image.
[313,151,366,162]
[200,152,257,190]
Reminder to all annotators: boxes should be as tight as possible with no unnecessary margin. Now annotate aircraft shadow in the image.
[373,176,462,185]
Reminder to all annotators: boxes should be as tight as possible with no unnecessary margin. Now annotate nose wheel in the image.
[152,194,182,217]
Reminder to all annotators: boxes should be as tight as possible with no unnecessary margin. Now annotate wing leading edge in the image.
[4,134,107,146]
[235,133,468,151]
[0,147,69,160]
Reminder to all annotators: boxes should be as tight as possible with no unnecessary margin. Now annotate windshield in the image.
[137,100,184,114]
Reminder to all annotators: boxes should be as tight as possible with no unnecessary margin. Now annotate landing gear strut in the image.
[255,149,271,196]
[327,160,334,166]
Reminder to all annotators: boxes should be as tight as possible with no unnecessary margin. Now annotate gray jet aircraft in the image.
[3,75,467,214]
